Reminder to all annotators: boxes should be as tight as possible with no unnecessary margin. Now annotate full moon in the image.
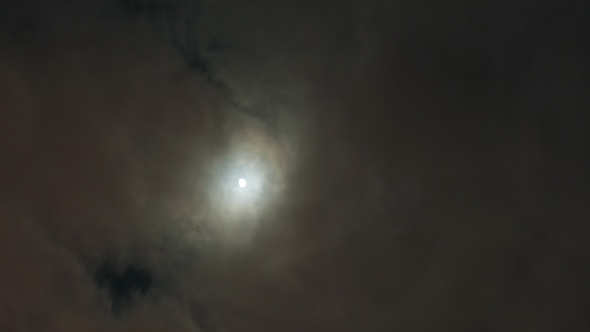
[238,178,247,188]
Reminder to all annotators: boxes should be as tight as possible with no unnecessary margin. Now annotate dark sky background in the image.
[1,0,589,331]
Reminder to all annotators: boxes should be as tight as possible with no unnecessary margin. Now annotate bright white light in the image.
[238,178,247,188]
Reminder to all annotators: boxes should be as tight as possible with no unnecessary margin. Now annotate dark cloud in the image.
[94,260,153,314]
[1,0,589,331]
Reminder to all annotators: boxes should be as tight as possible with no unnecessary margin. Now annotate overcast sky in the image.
[0,1,589,331]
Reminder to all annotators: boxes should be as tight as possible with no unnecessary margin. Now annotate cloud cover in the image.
[0,0,589,331]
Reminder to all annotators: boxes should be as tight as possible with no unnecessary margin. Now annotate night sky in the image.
[1,1,589,331]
